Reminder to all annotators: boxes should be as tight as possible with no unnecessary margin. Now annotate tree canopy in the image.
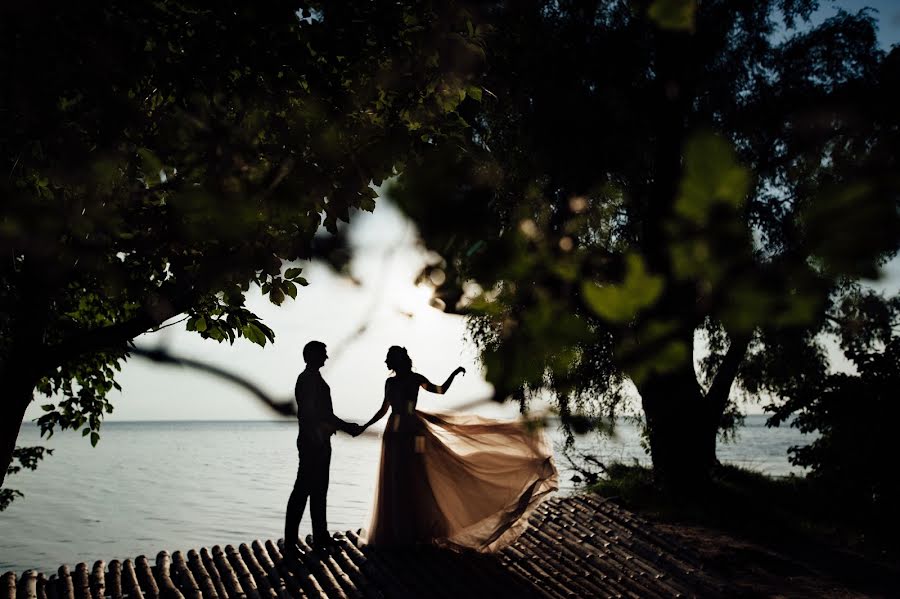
[0,1,483,507]
[3,0,898,506]
[389,0,900,486]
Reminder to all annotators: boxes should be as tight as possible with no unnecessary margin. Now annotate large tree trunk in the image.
[635,331,751,491]
[0,365,40,489]
[638,366,720,490]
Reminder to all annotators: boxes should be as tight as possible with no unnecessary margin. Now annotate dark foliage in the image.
[768,301,900,537]
[0,1,481,505]
[389,0,900,486]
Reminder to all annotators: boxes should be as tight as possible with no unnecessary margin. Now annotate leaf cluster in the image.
[389,1,900,440]
[0,1,483,504]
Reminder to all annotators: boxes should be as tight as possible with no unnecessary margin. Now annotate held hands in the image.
[349,423,365,437]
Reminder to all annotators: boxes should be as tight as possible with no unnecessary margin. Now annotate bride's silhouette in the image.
[360,346,558,552]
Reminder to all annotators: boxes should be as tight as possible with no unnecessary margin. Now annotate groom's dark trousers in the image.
[285,439,331,545]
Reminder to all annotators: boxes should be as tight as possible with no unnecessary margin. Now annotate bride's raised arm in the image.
[418,366,465,395]
[361,380,391,430]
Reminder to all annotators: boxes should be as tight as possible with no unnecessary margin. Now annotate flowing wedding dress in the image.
[366,372,558,553]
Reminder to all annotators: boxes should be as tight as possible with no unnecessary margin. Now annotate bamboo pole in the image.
[497,544,569,599]
[89,561,105,599]
[3,572,16,599]
[562,497,713,596]
[236,544,276,599]
[155,552,184,599]
[261,542,305,599]
[105,561,122,599]
[547,506,685,597]
[297,538,350,599]
[198,549,228,599]
[36,573,47,599]
[72,565,90,599]
[186,551,218,599]
[170,552,200,599]
[247,542,288,599]
[56,567,74,599]
[265,541,318,599]
[223,547,259,599]
[325,536,379,599]
[211,546,245,599]
[16,570,37,599]
[45,576,58,599]
[339,532,386,585]
[134,557,159,599]
[121,561,144,599]
[522,524,640,599]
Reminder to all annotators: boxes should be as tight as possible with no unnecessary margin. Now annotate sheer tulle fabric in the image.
[366,410,558,553]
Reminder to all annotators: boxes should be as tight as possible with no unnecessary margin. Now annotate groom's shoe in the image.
[312,535,336,555]
[282,541,304,562]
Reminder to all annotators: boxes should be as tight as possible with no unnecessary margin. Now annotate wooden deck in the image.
[3,494,729,598]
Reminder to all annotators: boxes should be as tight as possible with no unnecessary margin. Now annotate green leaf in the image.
[648,0,697,31]
[82,428,91,437]
[285,267,303,280]
[243,323,267,347]
[675,131,750,225]
[195,316,207,332]
[582,254,664,322]
[41,404,54,412]
[90,432,100,447]
[284,280,298,299]
[467,86,483,102]
[269,285,285,306]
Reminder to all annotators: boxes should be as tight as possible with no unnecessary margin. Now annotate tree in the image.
[389,0,900,487]
[0,1,483,506]
[765,289,900,536]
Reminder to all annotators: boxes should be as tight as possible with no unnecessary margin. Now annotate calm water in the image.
[0,416,809,573]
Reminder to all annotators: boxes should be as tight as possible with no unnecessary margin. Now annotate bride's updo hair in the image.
[386,346,413,373]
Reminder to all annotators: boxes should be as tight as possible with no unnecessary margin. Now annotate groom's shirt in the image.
[295,369,335,447]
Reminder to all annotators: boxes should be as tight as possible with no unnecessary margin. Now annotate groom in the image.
[284,340,362,556]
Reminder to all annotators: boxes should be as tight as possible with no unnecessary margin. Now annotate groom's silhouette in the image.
[284,341,361,556]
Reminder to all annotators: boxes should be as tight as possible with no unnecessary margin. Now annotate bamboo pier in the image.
[3,494,730,598]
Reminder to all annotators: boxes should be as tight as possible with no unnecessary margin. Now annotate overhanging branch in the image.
[130,346,297,417]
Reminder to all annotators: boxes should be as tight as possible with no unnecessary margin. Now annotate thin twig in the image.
[325,222,409,369]
[151,315,190,333]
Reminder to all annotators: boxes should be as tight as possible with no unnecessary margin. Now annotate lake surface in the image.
[0,416,809,573]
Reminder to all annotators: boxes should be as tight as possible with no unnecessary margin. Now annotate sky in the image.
[23,201,513,425]
[811,1,900,47]
[22,2,900,426]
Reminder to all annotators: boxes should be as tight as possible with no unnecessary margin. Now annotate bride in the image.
[360,346,558,552]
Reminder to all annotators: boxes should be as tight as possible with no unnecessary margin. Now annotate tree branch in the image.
[704,332,752,414]
[45,286,199,370]
[130,346,297,417]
